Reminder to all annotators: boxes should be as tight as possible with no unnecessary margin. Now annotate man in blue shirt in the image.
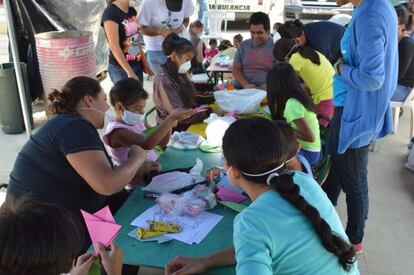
[323,0,398,254]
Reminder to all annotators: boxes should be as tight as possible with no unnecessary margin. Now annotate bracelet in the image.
[334,58,344,76]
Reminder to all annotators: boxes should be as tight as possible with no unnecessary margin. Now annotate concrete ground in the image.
[1,4,414,275]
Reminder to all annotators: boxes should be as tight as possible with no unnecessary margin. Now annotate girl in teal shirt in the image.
[165,117,358,275]
[225,117,358,274]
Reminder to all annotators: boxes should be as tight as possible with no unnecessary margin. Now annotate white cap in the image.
[329,14,352,26]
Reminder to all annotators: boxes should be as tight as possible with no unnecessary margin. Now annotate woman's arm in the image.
[66,145,146,196]
[103,20,138,79]
[293,118,315,142]
[141,25,181,38]
[397,38,413,82]
[197,41,204,63]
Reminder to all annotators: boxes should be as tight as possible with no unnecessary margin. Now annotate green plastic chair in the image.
[313,155,332,186]
[143,107,159,136]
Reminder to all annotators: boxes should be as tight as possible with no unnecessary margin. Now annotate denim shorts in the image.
[391,84,411,102]
[108,62,143,84]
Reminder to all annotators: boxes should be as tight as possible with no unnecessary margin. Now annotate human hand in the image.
[165,256,209,275]
[169,108,196,121]
[71,252,97,275]
[212,107,226,116]
[127,71,139,80]
[160,28,172,37]
[97,242,123,275]
[138,160,161,176]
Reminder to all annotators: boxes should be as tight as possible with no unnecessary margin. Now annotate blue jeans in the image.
[323,107,369,244]
[391,84,411,102]
[198,0,210,33]
[146,50,167,75]
[108,63,143,84]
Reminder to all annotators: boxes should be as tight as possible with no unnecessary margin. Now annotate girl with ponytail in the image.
[274,38,335,127]
[166,117,358,275]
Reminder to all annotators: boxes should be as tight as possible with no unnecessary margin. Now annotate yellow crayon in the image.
[136,227,166,240]
[147,221,182,233]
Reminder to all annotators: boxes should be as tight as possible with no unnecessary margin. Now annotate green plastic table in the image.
[114,148,236,274]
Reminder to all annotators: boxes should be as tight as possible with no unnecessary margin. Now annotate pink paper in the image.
[217,186,247,203]
[81,206,121,253]
[226,111,236,117]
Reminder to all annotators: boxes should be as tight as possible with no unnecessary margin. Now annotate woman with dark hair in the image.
[165,117,358,275]
[391,5,414,102]
[0,197,123,275]
[102,0,144,83]
[401,1,414,38]
[274,38,335,127]
[6,76,147,248]
[267,63,321,166]
[153,33,211,131]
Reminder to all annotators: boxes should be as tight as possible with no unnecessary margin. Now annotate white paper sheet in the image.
[130,205,223,245]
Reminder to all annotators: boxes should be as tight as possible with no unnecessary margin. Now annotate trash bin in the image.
[0,62,34,134]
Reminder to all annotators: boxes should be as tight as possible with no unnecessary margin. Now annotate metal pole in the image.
[4,0,32,138]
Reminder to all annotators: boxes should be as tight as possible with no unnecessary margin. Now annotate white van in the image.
[207,0,277,21]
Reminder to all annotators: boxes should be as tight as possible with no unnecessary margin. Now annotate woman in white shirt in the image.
[138,0,194,74]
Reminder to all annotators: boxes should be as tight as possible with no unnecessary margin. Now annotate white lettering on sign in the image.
[208,4,251,11]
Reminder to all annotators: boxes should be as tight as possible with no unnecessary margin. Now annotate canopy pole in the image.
[4,0,32,138]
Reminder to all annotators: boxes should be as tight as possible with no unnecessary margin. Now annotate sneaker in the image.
[353,243,364,255]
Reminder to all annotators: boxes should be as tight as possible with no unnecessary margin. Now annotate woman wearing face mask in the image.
[102,0,144,83]
[153,33,212,131]
[103,78,195,190]
[7,76,147,250]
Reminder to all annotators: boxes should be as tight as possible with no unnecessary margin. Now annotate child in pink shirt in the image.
[103,78,194,190]
[204,38,219,62]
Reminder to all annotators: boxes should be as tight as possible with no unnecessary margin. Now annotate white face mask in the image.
[178,60,192,74]
[78,106,107,115]
[122,107,145,126]
[129,0,138,6]
[226,167,239,188]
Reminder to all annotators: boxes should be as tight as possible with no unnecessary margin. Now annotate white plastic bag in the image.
[214,89,267,114]
[203,114,236,146]
[157,185,217,216]
[143,159,205,193]
[168,131,205,150]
